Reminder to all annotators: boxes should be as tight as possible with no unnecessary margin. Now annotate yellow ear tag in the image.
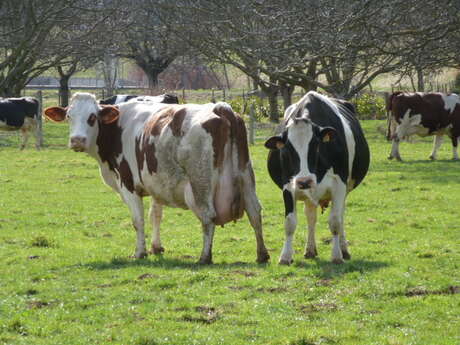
[323,134,330,143]
[275,141,285,149]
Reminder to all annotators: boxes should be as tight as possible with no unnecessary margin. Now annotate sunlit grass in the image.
[0,120,459,345]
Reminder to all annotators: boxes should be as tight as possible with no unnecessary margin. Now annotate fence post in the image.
[249,103,255,145]
[182,88,186,103]
[36,90,44,148]
[223,88,226,102]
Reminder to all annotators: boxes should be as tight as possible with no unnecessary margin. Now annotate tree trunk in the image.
[280,82,294,110]
[59,75,71,107]
[417,67,425,92]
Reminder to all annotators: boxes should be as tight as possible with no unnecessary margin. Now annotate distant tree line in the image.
[1,0,459,119]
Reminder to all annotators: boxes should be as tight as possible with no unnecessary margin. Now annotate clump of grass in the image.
[30,235,54,248]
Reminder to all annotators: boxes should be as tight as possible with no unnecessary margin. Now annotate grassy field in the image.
[0,119,459,345]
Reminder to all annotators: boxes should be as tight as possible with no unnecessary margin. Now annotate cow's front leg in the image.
[20,127,29,150]
[388,138,402,161]
[429,134,443,160]
[303,201,318,259]
[122,192,147,259]
[149,199,164,255]
[279,189,297,265]
[329,184,348,264]
[198,221,215,264]
[451,136,459,160]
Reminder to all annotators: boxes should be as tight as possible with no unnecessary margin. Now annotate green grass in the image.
[1,120,459,345]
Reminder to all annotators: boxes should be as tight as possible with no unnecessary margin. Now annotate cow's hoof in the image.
[304,252,317,259]
[331,258,344,264]
[256,251,270,264]
[342,251,351,260]
[151,246,165,255]
[131,252,148,259]
[429,155,436,160]
[387,155,394,160]
[452,157,459,161]
[304,248,318,259]
[279,258,293,265]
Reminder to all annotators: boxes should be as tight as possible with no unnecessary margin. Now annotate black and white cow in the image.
[45,92,269,265]
[265,91,370,264]
[99,95,138,105]
[0,97,41,149]
[99,94,179,105]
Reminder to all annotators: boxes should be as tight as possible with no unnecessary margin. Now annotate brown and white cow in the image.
[388,91,460,161]
[44,93,269,264]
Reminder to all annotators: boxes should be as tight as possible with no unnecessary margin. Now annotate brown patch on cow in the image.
[202,116,230,168]
[212,106,250,170]
[145,107,176,136]
[96,117,123,172]
[134,185,148,197]
[234,115,250,169]
[169,107,187,136]
[119,157,134,193]
[135,135,158,176]
[87,113,97,127]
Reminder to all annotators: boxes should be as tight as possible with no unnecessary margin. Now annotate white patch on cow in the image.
[429,134,444,160]
[115,95,127,104]
[395,110,424,139]
[442,93,460,114]
[287,120,315,178]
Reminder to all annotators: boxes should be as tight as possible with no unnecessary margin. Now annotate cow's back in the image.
[0,97,38,128]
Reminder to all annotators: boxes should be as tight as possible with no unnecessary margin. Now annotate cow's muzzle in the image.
[70,136,87,152]
[296,176,315,190]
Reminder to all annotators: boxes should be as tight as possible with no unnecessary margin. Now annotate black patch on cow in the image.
[0,97,39,128]
[96,119,123,172]
[162,94,179,104]
[119,156,135,193]
[87,113,97,127]
[283,189,294,217]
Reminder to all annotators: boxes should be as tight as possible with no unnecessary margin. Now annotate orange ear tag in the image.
[275,141,285,149]
[323,134,330,143]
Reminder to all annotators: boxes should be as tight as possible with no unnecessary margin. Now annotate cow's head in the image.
[44,93,119,152]
[265,107,336,200]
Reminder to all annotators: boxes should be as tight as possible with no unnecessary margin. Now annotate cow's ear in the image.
[319,127,336,143]
[264,135,285,150]
[98,106,120,124]
[44,107,67,122]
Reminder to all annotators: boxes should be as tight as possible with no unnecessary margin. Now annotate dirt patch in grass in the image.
[27,300,51,309]
[299,302,338,313]
[181,306,219,324]
[405,286,460,297]
[256,286,288,293]
[137,273,158,280]
[230,270,257,277]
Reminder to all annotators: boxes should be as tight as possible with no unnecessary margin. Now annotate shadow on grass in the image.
[82,255,268,272]
[294,257,389,279]
[82,255,387,278]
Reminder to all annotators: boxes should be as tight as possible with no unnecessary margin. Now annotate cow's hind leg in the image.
[303,201,318,259]
[149,199,164,255]
[242,169,270,263]
[388,138,402,161]
[328,184,348,264]
[429,134,443,160]
[122,192,147,259]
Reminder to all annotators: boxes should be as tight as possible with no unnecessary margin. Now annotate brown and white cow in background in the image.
[45,93,269,264]
[387,91,460,161]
